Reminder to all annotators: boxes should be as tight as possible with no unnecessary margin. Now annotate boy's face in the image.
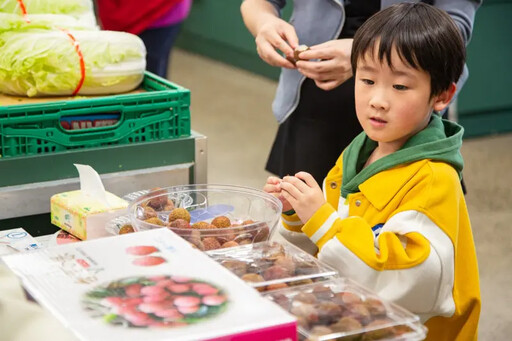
[355,47,454,152]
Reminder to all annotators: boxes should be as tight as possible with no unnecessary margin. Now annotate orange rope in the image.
[16,0,86,96]
[59,29,86,96]
[16,0,30,23]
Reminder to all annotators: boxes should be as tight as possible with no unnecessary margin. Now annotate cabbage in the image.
[0,13,98,33]
[0,0,92,16]
[0,30,146,97]
[0,0,97,27]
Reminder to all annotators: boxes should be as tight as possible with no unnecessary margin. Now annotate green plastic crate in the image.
[0,72,190,158]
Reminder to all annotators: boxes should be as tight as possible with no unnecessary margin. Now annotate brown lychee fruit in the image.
[221,240,239,248]
[145,188,168,210]
[274,256,296,274]
[191,221,216,229]
[202,237,221,251]
[242,219,255,226]
[144,217,165,226]
[263,265,292,280]
[211,216,231,228]
[163,202,175,211]
[241,273,264,283]
[294,44,310,61]
[265,282,289,291]
[252,225,270,242]
[220,259,248,277]
[168,208,191,223]
[238,239,252,245]
[119,224,135,234]
[188,238,204,251]
[293,292,318,304]
[168,218,190,229]
[143,206,157,219]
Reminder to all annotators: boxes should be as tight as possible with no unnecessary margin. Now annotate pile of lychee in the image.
[138,207,269,251]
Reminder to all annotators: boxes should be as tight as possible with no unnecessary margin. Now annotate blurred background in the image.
[167,1,512,340]
[0,1,510,340]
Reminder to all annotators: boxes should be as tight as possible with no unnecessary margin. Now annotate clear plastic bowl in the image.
[129,184,283,250]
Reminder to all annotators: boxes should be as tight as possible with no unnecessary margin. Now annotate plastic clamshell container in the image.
[263,278,427,341]
[129,184,283,251]
[0,72,190,158]
[207,241,338,292]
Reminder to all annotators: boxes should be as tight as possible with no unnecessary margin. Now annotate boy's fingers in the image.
[282,175,309,192]
[267,176,281,184]
[280,188,297,206]
[280,180,303,198]
[295,172,319,188]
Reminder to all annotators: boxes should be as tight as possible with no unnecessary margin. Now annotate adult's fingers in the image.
[296,59,335,75]
[297,45,336,61]
[314,79,343,91]
[297,68,333,82]
[281,25,299,51]
[257,41,296,68]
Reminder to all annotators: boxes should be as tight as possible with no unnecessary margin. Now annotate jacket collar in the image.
[358,159,428,210]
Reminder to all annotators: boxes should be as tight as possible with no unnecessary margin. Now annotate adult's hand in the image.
[296,38,354,90]
[255,16,299,69]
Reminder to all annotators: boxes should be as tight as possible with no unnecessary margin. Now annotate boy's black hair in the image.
[351,2,465,97]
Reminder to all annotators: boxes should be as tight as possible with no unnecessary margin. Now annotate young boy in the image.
[263,3,480,340]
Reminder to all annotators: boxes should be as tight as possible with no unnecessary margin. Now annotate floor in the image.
[170,49,512,340]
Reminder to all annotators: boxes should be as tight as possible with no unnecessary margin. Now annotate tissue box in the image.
[51,190,128,240]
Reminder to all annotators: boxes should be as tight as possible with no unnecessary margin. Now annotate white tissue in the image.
[74,164,111,207]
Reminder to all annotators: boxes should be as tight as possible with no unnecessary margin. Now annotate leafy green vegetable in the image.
[0,13,98,33]
[0,30,146,96]
[0,0,92,16]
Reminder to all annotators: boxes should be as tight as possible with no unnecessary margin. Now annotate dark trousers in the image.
[138,23,183,78]
[266,77,362,185]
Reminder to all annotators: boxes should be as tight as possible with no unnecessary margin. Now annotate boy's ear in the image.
[433,82,457,112]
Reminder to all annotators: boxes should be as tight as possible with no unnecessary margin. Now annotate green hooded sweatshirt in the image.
[341,114,464,198]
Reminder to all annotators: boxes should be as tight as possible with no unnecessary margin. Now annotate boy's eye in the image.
[361,79,374,85]
[393,84,408,90]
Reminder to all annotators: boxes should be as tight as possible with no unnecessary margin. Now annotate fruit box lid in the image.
[1,229,297,341]
[263,277,427,341]
[206,241,338,292]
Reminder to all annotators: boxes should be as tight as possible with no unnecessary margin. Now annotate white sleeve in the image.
[318,210,456,322]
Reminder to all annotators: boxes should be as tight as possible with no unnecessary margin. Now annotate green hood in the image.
[341,114,464,198]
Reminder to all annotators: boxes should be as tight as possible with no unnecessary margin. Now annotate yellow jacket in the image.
[280,155,481,340]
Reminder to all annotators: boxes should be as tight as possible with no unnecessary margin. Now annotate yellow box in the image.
[51,190,128,240]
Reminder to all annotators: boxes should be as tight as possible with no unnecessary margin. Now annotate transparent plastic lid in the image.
[128,184,283,251]
[264,278,427,341]
[207,241,337,292]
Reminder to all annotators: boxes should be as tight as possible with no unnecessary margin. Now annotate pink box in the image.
[2,229,297,341]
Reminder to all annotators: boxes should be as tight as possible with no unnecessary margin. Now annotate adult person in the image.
[241,0,480,185]
[96,0,192,78]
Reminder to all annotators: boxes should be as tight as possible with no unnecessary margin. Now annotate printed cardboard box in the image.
[2,229,297,341]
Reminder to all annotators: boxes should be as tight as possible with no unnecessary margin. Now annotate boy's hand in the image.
[263,176,293,212]
[295,38,353,90]
[255,16,298,69]
[280,172,325,223]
